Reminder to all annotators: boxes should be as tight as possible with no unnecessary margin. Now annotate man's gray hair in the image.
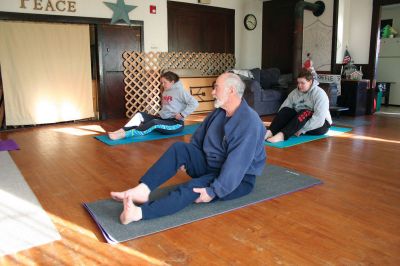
[224,72,245,97]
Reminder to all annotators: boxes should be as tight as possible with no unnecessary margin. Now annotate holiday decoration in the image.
[381,24,398,38]
[342,48,351,65]
[104,0,137,25]
[382,25,392,38]
[303,53,313,69]
[303,53,318,79]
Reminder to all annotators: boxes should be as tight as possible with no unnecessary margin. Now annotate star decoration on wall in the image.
[103,0,137,25]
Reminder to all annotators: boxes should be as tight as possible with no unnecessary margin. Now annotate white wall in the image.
[303,0,334,71]
[336,0,373,64]
[236,0,263,69]
[0,0,376,70]
[0,0,263,69]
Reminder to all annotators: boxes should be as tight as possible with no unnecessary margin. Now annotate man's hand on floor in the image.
[193,188,213,203]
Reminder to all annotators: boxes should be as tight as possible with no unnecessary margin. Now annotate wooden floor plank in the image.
[0,112,399,265]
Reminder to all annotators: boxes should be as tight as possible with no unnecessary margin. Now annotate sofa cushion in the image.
[278,73,293,88]
[260,68,280,90]
[261,88,284,102]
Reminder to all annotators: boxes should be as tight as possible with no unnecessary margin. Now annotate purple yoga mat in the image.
[0,139,20,151]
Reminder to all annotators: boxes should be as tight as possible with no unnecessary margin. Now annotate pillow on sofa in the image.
[229,69,254,79]
[236,74,253,81]
[260,68,280,90]
[250,68,261,82]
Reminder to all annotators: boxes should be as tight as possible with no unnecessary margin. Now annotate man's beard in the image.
[214,98,224,108]
[213,94,227,108]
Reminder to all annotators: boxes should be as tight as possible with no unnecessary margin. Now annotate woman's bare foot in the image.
[111,183,150,204]
[120,197,142,225]
[108,129,126,140]
[264,130,273,140]
[263,121,271,127]
[267,132,285,143]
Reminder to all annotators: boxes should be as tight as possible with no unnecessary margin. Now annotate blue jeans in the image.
[139,142,256,219]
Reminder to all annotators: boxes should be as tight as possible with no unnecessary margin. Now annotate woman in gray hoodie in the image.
[265,68,332,143]
[108,71,199,140]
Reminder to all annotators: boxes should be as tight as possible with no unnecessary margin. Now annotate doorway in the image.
[375,3,400,107]
[97,24,142,119]
[0,12,144,126]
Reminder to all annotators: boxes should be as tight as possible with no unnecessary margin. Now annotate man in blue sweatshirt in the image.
[111,72,267,224]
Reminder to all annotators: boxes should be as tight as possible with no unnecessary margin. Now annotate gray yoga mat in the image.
[84,164,322,244]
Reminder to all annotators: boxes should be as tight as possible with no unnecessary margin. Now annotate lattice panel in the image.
[123,51,161,117]
[123,51,235,118]
[158,52,235,76]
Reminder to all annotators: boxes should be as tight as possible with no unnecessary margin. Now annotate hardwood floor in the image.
[0,113,399,265]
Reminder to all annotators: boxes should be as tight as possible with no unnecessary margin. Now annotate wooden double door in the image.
[97,24,142,119]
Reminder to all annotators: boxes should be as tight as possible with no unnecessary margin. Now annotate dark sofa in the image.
[241,68,289,116]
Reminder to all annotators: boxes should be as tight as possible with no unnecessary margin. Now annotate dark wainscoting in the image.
[262,0,297,74]
[167,1,234,53]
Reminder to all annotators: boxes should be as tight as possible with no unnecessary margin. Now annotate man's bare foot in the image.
[120,197,142,225]
[111,183,150,204]
[108,129,126,140]
[264,130,273,140]
[267,132,285,143]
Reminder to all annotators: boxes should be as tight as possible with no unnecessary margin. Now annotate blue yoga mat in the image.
[265,126,352,148]
[95,124,200,146]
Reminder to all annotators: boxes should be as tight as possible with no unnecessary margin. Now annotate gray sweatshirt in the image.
[280,80,332,134]
[158,80,199,120]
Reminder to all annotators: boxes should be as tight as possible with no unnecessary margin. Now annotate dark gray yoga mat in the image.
[84,164,322,243]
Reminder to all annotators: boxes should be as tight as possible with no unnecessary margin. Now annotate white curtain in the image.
[0,21,94,126]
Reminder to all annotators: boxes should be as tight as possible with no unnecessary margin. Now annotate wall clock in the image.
[244,14,257,31]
